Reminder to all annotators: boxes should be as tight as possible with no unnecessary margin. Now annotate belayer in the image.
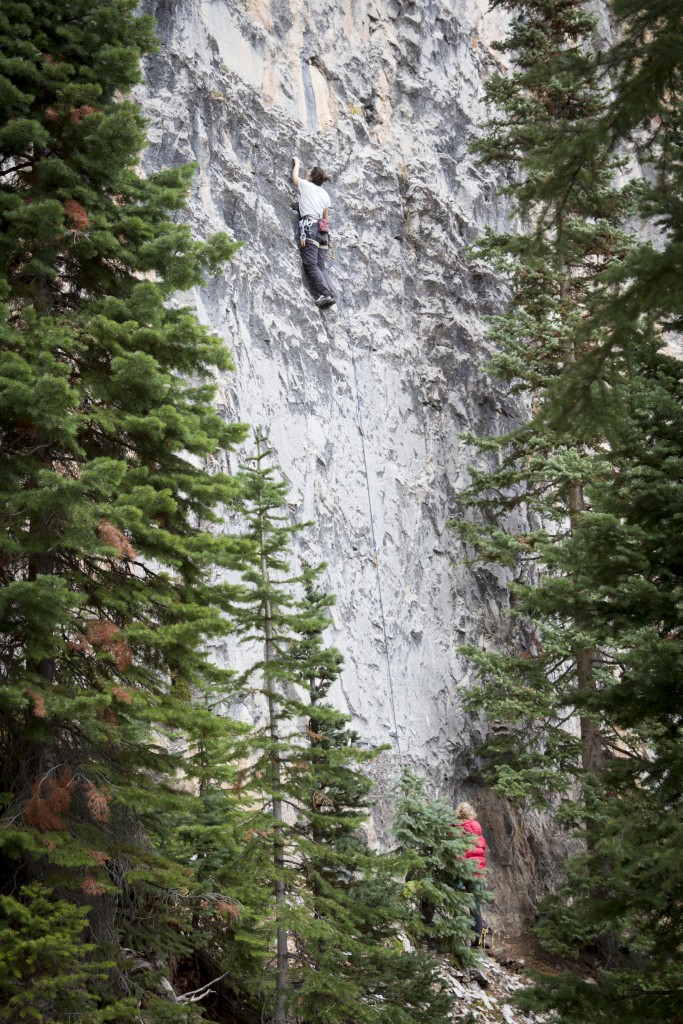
[453,800,492,948]
[291,157,336,308]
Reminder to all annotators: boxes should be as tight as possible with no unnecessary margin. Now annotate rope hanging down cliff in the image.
[343,307,404,769]
[291,157,402,765]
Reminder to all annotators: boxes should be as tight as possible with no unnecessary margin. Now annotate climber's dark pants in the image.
[300,238,335,299]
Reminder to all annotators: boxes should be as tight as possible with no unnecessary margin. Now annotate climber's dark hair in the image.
[310,166,330,187]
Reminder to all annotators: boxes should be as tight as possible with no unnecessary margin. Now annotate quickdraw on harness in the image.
[299,216,318,248]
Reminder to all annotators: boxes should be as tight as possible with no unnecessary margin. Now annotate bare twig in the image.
[176,970,230,1003]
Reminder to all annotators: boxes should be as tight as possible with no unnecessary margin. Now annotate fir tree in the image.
[166,690,272,1022]
[0,884,110,1022]
[456,0,636,795]
[233,437,454,1024]
[514,346,683,1023]
[0,1,249,1014]
[229,432,303,1023]
[393,770,482,965]
[293,571,455,1024]
[524,1,683,369]
[457,0,683,1019]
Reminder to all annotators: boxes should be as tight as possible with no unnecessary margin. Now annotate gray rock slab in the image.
[136,0,579,931]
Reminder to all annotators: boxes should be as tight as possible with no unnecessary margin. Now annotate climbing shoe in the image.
[316,295,335,308]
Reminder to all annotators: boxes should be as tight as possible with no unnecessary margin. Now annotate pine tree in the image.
[0,1,249,1015]
[293,571,455,1024]
[393,770,483,964]
[233,437,454,1024]
[524,1,683,367]
[455,0,636,796]
[513,346,683,1023]
[229,432,304,1023]
[457,0,683,1019]
[166,689,273,1022]
[0,884,109,1022]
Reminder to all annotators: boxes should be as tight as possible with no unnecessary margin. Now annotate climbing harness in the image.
[299,216,335,260]
[299,216,319,248]
[343,305,403,769]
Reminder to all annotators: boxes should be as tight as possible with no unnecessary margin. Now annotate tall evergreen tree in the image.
[456,0,635,795]
[457,0,683,1020]
[230,433,304,1023]
[294,572,455,1024]
[393,770,483,964]
[166,686,272,1022]
[233,436,454,1024]
[0,1,250,1016]
[524,1,683,370]
[511,346,683,1024]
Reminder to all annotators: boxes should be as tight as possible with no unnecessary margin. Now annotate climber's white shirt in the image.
[298,178,330,219]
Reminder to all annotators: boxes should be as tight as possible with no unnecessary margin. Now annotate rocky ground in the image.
[443,950,546,1024]
[398,925,560,1023]
[439,930,596,1023]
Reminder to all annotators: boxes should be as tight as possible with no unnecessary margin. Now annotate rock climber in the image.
[453,800,489,946]
[291,157,336,308]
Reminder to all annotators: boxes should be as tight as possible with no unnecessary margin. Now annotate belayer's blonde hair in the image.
[455,801,476,820]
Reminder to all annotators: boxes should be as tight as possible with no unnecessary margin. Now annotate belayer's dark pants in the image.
[300,240,335,299]
[471,902,484,945]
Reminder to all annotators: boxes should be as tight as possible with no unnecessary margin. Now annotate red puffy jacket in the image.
[457,818,487,873]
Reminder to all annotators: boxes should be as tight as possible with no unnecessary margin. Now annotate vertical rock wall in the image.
[137,0,568,932]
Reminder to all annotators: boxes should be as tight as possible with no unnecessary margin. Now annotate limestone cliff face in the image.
[137,0,568,933]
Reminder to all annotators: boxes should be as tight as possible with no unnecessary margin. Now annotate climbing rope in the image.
[343,306,404,770]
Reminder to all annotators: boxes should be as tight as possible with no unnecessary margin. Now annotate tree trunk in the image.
[568,481,603,776]
[26,508,55,781]
[308,681,325,917]
[260,539,288,1024]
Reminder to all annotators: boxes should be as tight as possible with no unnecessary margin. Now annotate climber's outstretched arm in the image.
[291,157,300,187]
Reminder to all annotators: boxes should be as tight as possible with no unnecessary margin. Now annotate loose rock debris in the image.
[440,953,548,1024]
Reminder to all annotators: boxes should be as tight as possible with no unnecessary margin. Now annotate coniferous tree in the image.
[230,433,304,1023]
[0,1,250,1015]
[513,345,683,1024]
[455,0,636,795]
[0,884,108,1022]
[233,437,454,1024]
[457,1,683,1020]
[293,572,455,1024]
[167,690,272,1021]
[393,770,483,964]
[523,1,683,373]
